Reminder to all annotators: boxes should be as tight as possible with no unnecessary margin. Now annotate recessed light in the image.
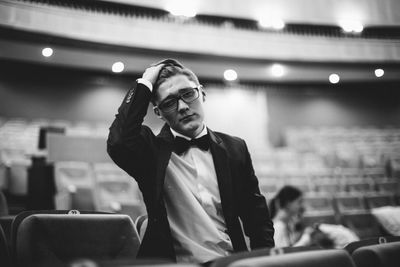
[375,68,384,77]
[339,20,364,33]
[329,73,340,84]
[112,62,125,73]
[224,69,238,81]
[166,5,196,17]
[258,17,285,30]
[42,47,53,57]
[271,64,285,77]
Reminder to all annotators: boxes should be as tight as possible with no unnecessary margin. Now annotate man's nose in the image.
[177,98,189,111]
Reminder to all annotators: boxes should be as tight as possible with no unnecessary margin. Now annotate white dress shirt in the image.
[164,126,233,263]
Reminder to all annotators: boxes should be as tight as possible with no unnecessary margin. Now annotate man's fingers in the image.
[142,64,165,84]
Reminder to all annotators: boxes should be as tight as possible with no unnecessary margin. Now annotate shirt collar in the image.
[170,124,207,140]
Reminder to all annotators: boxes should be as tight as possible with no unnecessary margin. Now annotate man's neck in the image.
[170,124,206,140]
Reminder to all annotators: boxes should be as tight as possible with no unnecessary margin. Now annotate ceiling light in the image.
[329,74,340,84]
[271,64,285,77]
[258,17,285,30]
[112,62,124,73]
[224,69,238,81]
[374,68,384,77]
[166,5,196,17]
[42,47,53,57]
[339,20,364,33]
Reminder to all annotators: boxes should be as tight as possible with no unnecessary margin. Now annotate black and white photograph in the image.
[1,0,400,266]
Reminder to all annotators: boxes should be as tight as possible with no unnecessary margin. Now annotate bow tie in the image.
[173,135,210,155]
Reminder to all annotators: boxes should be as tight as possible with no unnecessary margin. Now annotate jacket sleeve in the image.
[107,81,157,182]
[239,141,275,249]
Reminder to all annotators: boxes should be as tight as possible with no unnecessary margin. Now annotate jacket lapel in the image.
[209,129,235,223]
[155,124,174,203]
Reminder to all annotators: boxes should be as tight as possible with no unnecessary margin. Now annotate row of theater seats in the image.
[259,175,399,195]
[52,161,145,220]
[1,209,400,267]
[3,157,399,239]
[0,156,146,219]
[2,117,400,173]
[264,186,400,239]
[256,125,400,175]
[285,126,400,153]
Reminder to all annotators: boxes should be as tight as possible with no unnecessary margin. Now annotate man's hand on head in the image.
[142,64,164,86]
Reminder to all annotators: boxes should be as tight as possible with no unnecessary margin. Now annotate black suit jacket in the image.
[107,81,274,261]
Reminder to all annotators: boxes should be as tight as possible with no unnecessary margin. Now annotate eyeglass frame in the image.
[153,85,203,114]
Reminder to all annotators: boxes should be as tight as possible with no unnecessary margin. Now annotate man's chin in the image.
[177,121,203,135]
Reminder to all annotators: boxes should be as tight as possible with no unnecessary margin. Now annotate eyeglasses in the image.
[154,85,202,113]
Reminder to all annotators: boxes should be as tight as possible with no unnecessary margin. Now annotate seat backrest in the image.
[346,182,374,193]
[365,194,394,209]
[53,162,97,210]
[209,246,322,267]
[10,210,112,264]
[0,215,13,247]
[54,161,94,191]
[302,212,338,227]
[135,214,148,241]
[376,181,399,194]
[93,163,143,214]
[341,212,382,239]
[0,223,11,267]
[344,236,400,254]
[303,195,334,213]
[334,195,367,213]
[352,241,400,267]
[14,213,140,267]
[228,249,355,267]
[94,164,141,203]
[0,190,9,216]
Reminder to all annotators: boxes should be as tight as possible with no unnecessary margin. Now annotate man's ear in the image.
[202,91,206,102]
[153,107,163,119]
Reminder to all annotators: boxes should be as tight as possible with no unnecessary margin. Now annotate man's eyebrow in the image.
[160,93,179,103]
[178,87,195,92]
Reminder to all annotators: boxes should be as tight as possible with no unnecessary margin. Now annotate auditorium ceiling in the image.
[1,0,400,83]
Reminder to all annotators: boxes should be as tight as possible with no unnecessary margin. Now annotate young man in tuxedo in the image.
[107,59,274,264]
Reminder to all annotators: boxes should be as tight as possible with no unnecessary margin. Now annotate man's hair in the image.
[151,59,200,105]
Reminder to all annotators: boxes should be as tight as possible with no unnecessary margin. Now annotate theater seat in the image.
[0,215,13,247]
[11,210,109,258]
[341,212,382,239]
[228,249,355,267]
[0,190,9,216]
[135,214,148,241]
[98,259,199,267]
[54,161,96,210]
[93,163,145,220]
[0,224,11,267]
[344,236,400,254]
[352,241,400,267]
[302,211,338,227]
[365,194,394,209]
[14,212,140,267]
[209,246,322,267]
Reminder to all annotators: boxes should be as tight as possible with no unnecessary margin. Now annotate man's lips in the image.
[179,114,195,122]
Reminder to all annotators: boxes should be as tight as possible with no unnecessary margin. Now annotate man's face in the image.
[155,74,205,138]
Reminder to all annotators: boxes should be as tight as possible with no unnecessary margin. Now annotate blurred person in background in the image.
[270,185,358,248]
[107,59,274,264]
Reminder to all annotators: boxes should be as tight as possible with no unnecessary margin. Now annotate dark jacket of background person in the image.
[107,81,274,261]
